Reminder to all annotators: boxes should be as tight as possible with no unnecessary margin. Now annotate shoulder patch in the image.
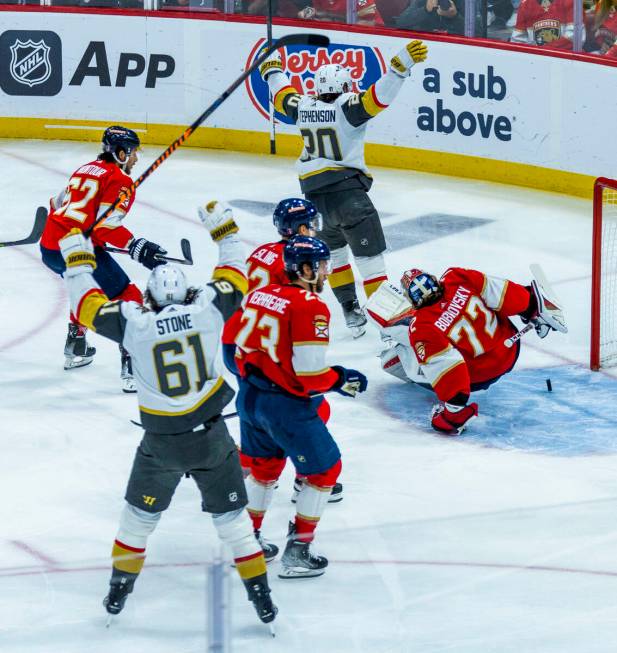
[313,315,329,339]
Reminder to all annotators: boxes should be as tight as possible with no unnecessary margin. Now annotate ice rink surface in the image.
[2,139,617,653]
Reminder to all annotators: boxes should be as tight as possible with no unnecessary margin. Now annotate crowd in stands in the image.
[3,0,617,57]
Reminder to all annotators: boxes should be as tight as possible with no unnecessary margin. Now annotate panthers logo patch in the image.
[414,341,426,362]
[314,315,329,339]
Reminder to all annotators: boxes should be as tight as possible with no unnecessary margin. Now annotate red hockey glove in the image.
[431,402,478,435]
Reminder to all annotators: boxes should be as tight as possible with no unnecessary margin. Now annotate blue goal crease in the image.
[376,365,617,457]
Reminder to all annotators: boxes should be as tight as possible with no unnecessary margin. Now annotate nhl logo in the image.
[10,38,52,88]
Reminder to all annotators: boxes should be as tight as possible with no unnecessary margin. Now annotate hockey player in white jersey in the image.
[259,39,428,337]
[57,202,276,628]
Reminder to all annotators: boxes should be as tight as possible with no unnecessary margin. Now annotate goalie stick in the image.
[0,206,47,248]
[106,238,193,266]
[84,32,330,239]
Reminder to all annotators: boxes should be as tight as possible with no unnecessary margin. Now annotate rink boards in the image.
[0,9,616,196]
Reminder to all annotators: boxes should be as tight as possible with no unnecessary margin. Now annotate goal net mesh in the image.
[597,181,617,367]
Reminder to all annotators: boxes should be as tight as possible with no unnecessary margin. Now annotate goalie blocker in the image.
[366,265,567,435]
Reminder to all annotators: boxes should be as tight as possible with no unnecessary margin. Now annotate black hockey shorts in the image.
[124,417,248,515]
[306,187,386,257]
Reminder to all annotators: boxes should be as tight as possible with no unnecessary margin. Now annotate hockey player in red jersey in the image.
[233,236,367,578]
[40,126,167,391]
[368,267,567,435]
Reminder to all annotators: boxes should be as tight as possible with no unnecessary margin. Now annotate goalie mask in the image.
[146,264,188,308]
[314,64,353,97]
[401,268,442,309]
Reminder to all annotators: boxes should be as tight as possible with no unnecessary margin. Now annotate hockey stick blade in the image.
[0,206,47,248]
[180,238,193,264]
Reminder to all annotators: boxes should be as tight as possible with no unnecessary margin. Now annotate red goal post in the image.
[591,177,617,370]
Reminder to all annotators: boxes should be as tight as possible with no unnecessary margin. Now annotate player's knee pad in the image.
[248,456,286,483]
[115,282,143,304]
[245,471,279,513]
[305,458,342,489]
[355,253,387,297]
[212,508,255,549]
[116,502,161,549]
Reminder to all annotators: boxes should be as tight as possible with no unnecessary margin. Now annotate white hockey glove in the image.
[59,228,96,277]
[390,40,428,78]
[259,49,283,81]
[528,264,568,338]
[197,201,239,242]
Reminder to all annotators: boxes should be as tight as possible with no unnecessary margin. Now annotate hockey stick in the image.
[504,322,534,348]
[84,32,330,239]
[0,206,47,248]
[106,238,193,265]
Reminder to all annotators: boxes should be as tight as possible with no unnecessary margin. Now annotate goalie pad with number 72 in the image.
[529,263,568,335]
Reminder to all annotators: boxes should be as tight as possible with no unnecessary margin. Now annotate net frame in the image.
[591,177,617,370]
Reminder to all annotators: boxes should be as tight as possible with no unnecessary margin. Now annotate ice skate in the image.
[278,522,328,579]
[120,346,137,393]
[291,478,343,504]
[64,323,96,370]
[244,575,277,625]
[254,529,279,562]
[342,299,367,339]
[103,570,137,618]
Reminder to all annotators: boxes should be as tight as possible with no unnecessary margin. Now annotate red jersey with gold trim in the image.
[247,241,287,293]
[41,159,135,250]
[512,0,574,49]
[408,268,531,402]
[234,283,339,397]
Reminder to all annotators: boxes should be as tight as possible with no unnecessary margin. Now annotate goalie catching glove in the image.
[197,201,239,242]
[330,366,368,398]
[59,229,96,277]
[431,402,478,436]
[390,40,428,78]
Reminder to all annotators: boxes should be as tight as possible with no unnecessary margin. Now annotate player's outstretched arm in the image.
[197,201,247,321]
[59,229,127,344]
[259,50,301,123]
[343,40,428,128]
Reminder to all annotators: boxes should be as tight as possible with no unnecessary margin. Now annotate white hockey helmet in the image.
[314,64,353,97]
[146,264,188,307]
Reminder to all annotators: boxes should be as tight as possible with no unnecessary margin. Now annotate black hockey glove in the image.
[128,238,167,270]
[331,366,368,398]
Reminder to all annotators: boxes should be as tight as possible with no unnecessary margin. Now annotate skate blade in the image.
[105,614,114,628]
[277,566,325,579]
[327,494,343,503]
[121,378,137,393]
[64,356,94,370]
[349,325,366,339]
[268,622,276,637]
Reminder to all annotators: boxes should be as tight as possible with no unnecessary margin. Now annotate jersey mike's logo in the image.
[10,38,51,87]
[245,38,386,124]
[0,30,62,96]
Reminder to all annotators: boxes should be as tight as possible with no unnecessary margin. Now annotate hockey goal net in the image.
[591,177,617,370]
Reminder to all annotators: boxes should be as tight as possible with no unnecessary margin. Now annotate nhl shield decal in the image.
[0,30,62,96]
[10,39,51,87]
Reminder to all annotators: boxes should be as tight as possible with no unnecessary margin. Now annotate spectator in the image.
[245,0,305,16]
[297,0,385,25]
[585,0,617,55]
[510,0,576,49]
[395,0,465,35]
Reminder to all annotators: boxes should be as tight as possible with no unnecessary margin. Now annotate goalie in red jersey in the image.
[40,126,167,391]
[367,266,567,435]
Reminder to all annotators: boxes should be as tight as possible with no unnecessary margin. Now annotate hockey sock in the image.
[245,474,278,531]
[69,311,80,326]
[213,508,267,582]
[112,503,160,573]
[112,539,146,575]
[329,247,358,306]
[356,253,388,298]
[295,460,342,541]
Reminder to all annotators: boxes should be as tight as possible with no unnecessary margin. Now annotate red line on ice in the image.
[9,540,59,568]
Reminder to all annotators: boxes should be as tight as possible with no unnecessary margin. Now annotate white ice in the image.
[1,139,617,653]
